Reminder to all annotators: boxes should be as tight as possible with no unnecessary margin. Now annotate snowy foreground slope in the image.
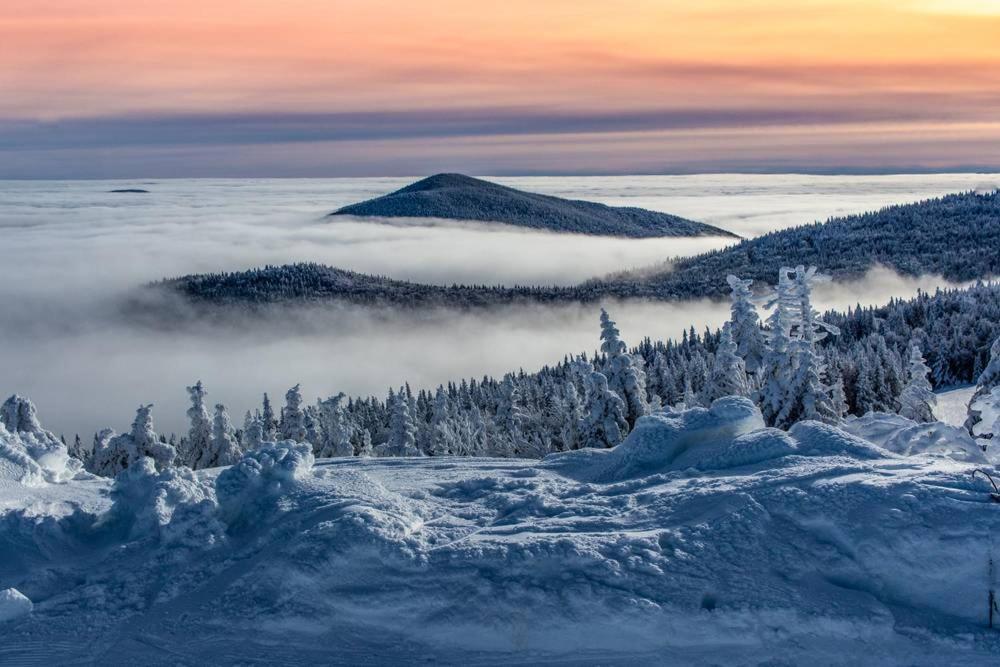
[4,399,1000,665]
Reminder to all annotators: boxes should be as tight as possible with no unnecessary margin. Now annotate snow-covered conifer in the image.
[357,429,374,457]
[580,371,628,448]
[184,380,212,468]
[243,411,264,450]
[261,392,278,441]
[92,404,175,476]
[970,387,1000,450]
[190,403,242,469]
[599,309,649,428]
[967,337,1000,436]
[702,322,751,404]
[280,384,307,442]
[726,275,767,375]
[898,345,937,423]
[759,268,797,426]
[490,376,525,457]
[559,381,584,450]
[775,266,840,427]
[304,405,322,451]
[318,393,354,457]
[429,386,456,456]
[376,388,422,457]
[826,363,850,419]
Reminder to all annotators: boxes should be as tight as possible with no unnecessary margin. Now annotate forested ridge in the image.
[155,191,1000,309]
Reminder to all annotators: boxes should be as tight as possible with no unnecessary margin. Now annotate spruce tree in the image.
[702,322,751,404]
[184,381,212,467]
[899,345,937,423]
[580,371,628,448]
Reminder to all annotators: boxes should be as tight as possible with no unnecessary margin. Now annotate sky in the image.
[3,0,1000,177]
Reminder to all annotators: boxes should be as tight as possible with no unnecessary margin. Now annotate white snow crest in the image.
[843,412,987,463]
[597,396,765,479]
[108,457,222,547]
[215,440,315,529]
[0,395,82,485]
[0,588,32,622]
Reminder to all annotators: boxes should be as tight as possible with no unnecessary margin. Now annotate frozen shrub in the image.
[107,457,221,547]
[215,441,315,529]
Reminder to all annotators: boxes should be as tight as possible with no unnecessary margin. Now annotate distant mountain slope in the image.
[150,263,561,310]
[597,190,1000,300]
[329,173,737,239]
[150,191,1000,312]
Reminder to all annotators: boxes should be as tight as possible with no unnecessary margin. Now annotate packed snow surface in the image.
[4,401,1000,664]
[0,589,32,622]
[935,385,976,428]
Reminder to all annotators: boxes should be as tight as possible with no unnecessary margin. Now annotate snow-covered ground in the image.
[935,386,976,428]
[4,399,1000,665]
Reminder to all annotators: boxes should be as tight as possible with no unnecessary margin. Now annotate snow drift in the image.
[0,395,81,486]
[2,400,1000,663]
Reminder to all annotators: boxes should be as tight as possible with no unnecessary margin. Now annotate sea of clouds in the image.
[1,173,996,437]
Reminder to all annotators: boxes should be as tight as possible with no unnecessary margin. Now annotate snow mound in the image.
[216,440,314,529]
[0,588,32,622]
[788,420,892,460]
[108,457,221,546]
[0,395,81,485]
[844,412,986,463]
[594,397,766,479]
[699,427,799,470]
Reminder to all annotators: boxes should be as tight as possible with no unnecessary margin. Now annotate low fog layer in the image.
[0,174,995,436]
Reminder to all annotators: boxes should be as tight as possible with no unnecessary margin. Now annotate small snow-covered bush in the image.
[90,404,176,478]
[0,395,81,485]
[108,457,221,547]
[215,441,314,529]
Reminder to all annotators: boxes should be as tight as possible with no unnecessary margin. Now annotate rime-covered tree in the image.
[281,384,308,442]
[898,345,936,423]
[726,275,766,375]
[559,381,585,450]
[775,266,840,427]
[702,322,751,404]
[826,362,849,419]
[580,371,628,448]
[377,388,421,457]
[243,410,264,450]
[970,387,1000,450]
[318,393,354,457]
[68,433,87,465]
[261,392,278,441]
[91,404,175,477]
[429,386,456,456]
[967,337,1000,436]
[304,406,322,450]
[490,376,525,457]
[357,429,375,457]
[759,268,797,426]
[193,403,242,469]
[184,380,212,468]
[599,308,649,428]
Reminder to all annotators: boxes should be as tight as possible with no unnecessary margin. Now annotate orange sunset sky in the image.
[3,0,1000,177]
